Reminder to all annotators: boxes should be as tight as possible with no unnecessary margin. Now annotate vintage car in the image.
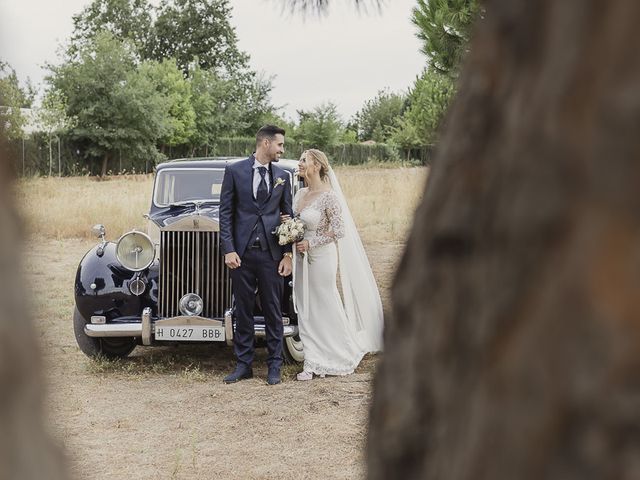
[73,157,304,363]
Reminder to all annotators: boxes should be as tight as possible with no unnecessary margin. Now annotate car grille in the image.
[159,231,232,319]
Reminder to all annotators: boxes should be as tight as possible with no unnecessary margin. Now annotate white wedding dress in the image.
[293,169,384,376]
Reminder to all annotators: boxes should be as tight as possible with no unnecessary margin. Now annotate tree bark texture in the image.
[368,1,640,479]
[0,135,67,479]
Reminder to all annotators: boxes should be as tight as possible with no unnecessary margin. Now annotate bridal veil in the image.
[327,167,384,352]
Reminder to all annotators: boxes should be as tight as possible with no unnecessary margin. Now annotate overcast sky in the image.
[0,0,425,121]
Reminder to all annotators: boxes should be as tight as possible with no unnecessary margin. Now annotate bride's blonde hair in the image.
[302,149,330,182]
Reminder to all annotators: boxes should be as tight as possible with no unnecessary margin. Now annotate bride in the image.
[291,149,383,380]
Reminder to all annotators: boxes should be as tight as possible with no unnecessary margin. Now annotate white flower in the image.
[274,215,306,246]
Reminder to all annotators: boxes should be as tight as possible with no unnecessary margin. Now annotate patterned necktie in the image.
[257,166,268,203]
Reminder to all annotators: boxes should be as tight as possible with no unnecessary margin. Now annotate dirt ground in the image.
[27,238,403,480]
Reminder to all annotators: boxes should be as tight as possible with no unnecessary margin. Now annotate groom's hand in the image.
[278,255,292,276]
[225,252,241,269]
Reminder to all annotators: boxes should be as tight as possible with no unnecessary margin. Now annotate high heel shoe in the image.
[296,370,313,381]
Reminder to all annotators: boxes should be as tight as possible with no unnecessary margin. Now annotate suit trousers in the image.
[230,247,284,370]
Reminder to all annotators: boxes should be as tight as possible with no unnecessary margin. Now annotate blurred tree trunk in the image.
[0,136,67,478]
[368,0,640,478]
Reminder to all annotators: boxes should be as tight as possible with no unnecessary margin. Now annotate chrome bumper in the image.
[255,325,299,338]
[84,323,144,337]
[85,309,298,342]
[84,306,152,341]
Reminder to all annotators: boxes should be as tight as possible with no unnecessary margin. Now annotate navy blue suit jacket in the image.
[219,156,293,260]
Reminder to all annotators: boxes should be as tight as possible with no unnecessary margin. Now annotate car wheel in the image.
[73,307,137,359]
[283,333,304,364]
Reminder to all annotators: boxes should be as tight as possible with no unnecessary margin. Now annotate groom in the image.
[219,125,293,385]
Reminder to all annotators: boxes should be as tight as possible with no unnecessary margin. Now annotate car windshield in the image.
[153,168,225,207]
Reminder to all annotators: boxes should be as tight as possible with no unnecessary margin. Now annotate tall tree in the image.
[49,32,169,175]
[189,65,245,148]
[235,72,279,136]
[368,0,640,478]
[0,60,33,140]
[394,69,455,146]
[62,0,276,150]
[355,89,407,142]
[190,69,276,143]
[69,0,153,60]
[139,58,196,149]
[150,0,250,76]
[295,102,344,150]
[388,116,422,161]
[412,0,480,77]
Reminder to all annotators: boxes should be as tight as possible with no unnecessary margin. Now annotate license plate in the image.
[154,325,225,342]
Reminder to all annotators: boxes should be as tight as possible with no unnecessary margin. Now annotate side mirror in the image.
[92,224,106,239]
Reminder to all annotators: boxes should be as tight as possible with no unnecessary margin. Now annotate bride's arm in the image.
[308,192,345,249]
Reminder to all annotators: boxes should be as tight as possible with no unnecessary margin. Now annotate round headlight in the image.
[179,293,203,316]
[116,231,155,271]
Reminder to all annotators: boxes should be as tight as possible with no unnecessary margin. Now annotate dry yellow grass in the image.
[16,166,428,244]
[18,165,429,479]
[336,166,428,242]
[16,174,154,240]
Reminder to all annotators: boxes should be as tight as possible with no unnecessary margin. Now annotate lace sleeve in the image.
[293,188,306,213]
[308,191,345,249]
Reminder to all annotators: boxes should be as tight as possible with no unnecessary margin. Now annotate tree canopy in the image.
[138,59,196,147]
[70,0,251,77]
[42,0,280,172]
[0,61,33,141]
[69,0,153,60]
[399,69,455,145]
[49,32,170,175]
[376,0,478,156]
[150,0,250,76]
[295,102,344,150]
[27,0,479,172]
[412,0,480,77]
[355,89,408,142]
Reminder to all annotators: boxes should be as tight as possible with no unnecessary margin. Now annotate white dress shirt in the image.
[252,159,271,199]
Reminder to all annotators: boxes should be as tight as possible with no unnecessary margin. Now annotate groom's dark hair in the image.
[256,125,286,145]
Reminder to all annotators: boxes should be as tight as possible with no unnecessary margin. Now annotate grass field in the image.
[18,165,428,479]
[16,166,427,244]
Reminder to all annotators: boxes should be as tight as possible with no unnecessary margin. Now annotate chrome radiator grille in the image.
[159,231,232,318]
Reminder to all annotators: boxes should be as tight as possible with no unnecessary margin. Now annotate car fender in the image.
[74,242,158,322]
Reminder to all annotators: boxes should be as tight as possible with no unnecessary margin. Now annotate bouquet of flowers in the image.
[274,215,305,246]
